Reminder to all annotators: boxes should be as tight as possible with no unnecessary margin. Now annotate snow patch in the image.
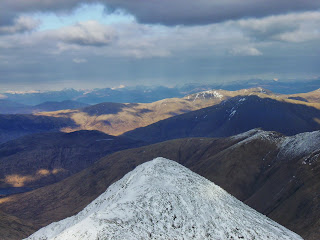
[229,110,236,118]
[231,129,281,146]
[192,90,223,102]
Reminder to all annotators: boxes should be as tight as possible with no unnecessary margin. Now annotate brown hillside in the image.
[37,88,320,136]
[0,130,144,191]
[1,130,319,239]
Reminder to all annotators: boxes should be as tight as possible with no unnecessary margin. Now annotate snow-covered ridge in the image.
[187,90,224,102]
[233,129,320,163]
[277,131,320,160]
[26,158,302,240]
[231,129,282,147]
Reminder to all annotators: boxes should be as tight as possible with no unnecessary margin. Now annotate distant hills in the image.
[0,100,31,114]
[1,87,320,144]
[0,100,89,115]
[37,95,225,136]
[37,88,320,136]
[2,79,320,105]
[32,100,89,112]
[0,114,76,144]
[1,129,319,239]
[123,95,320,142]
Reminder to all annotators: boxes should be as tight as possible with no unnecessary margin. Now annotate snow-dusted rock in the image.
[26,158,303,240]
[278,131,320,160]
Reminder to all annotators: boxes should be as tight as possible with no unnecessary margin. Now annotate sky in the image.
[0,0,320,91]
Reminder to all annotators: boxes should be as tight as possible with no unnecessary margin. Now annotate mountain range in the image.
[123,95,320,142]
[1,86,320,239]
[37,87,320,136]
[0,87,319,144]
[1,129,319,239]
[2,79,320,105]
[0,100,89,115]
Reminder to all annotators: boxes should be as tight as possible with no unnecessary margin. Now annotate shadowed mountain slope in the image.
[0,100,32,114]
[0,210,36,240]
[0,130,144,192]
[123,95,320,143]
[32,100,89,112]
[1,129,319,239]
[0,100,89,115]
[0,114,77,144]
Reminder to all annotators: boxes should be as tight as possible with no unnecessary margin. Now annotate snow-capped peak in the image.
[188,90,224,102]
[26,158,302,240]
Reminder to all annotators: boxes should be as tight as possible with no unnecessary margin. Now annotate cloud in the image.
[0,0,82,29]
[55,21,116,46]
[2,0,320,26]
[229,46,262,56]
[103,0,320,25]
[73,58,87,63]
[0,16,40,35]
[234,11,320,42]
[0,7,319,90]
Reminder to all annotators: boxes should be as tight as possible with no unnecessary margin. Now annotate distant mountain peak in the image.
[185,89,225,101]
[26,158,302,240]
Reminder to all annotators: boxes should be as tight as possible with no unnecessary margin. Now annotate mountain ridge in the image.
[1,88,320,144]
[25,158,302,240]
[123,95,320,142]
[1,129,319,239]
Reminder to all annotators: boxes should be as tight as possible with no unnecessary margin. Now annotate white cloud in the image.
[229,46,262,56]
[0,16,40,35]
[72,58,87,63]
[234,11,320,42]
[53,20,117,46]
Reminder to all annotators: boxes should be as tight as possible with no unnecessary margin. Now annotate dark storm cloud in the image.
[2,0,320,27]
[103,0,320,25]
[1,0,84,27]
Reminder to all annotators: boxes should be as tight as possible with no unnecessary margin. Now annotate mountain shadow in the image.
[123,95,320,143]
[0,130,144,193]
